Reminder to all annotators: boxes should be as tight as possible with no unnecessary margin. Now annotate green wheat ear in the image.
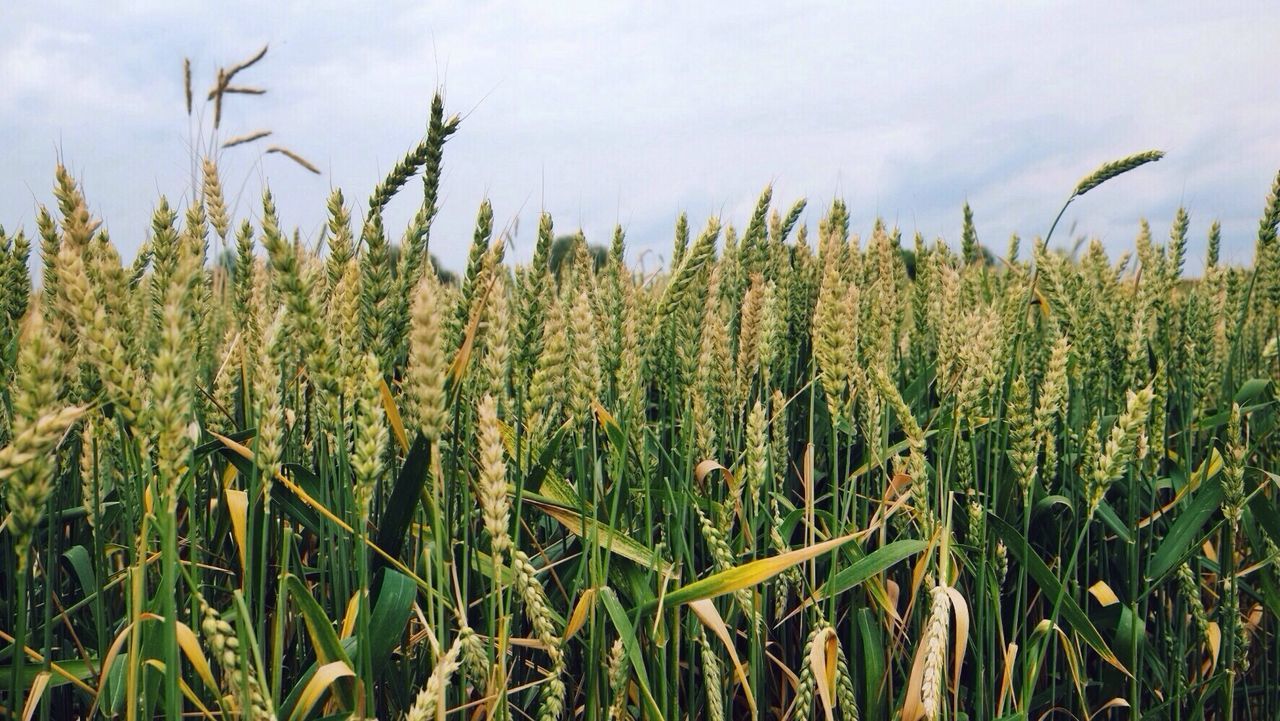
[1072,150,1165,198]
[1044,149,1166,244]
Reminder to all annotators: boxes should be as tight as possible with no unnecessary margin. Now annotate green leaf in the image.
[856,609,886,719]
[526,499,674,576]
[1094,501,1134,544]
[987,513,1127,673]
[100,652,126,715]
[498,418,571,499]
[0,659,96,689]
[1031,494,1075,521]
[599,587,665,721]
[532,458,580,508]
[284,574,356,710]
[1195,383,1272,430]
[818,539,928,601]
[1248,474,1280,547]
[60,545,99,621]
[1234,378,1272,404]
[470,551,568,625]
[372,432,431,578]
[594,402,630,460]
[1113,605,1147,671]
[277,463,328,531]
[1189,674,1226,719]
[608,562,657,612]
[368,570,415,677]
[1147,476,1223,583]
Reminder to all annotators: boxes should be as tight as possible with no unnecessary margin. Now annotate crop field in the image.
[1,87,1279,721]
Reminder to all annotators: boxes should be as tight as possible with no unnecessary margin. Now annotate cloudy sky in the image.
[2,3,1277,274]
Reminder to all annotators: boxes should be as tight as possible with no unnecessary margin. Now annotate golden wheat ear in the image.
[221,129,272,149]
[265,145,321,175]
[182,57,192,115]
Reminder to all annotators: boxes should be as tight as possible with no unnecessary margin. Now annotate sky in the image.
[2,3,1278,275]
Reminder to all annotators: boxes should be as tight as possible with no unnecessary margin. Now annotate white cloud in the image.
[2,2,1278,274]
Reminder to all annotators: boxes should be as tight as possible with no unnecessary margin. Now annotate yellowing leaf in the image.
[174,621,218,695]
[208,430,431,592]
[1202,540,1218,564]
[380,377,410,453]
[658,534,856,610]
[996,642,1018,712]
[1092,697,1131,717]
[901,616,932,721]
[943,586,970,703]
[21,671,50,721]
[689,599,756,717]
[1034,286,1051,318]
[0,628,96,698]
[225,489,249,580]
[807,626,838,721]
[340,592,360,639]
[1138,448,1223,529]
[1088,581,1120,607]
[1207,621,1221,671]
[447,282,488,388]
[139,661,218,721]
[694,459,732,487]
[1060,628,1087,702]
[528,499,674,576]
[564,588,597,642]
[221,463,238,490]
[592,400,619,433]
[288,660,354,721]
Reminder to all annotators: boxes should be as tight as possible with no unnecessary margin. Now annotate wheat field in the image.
[1,85,1279,721]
